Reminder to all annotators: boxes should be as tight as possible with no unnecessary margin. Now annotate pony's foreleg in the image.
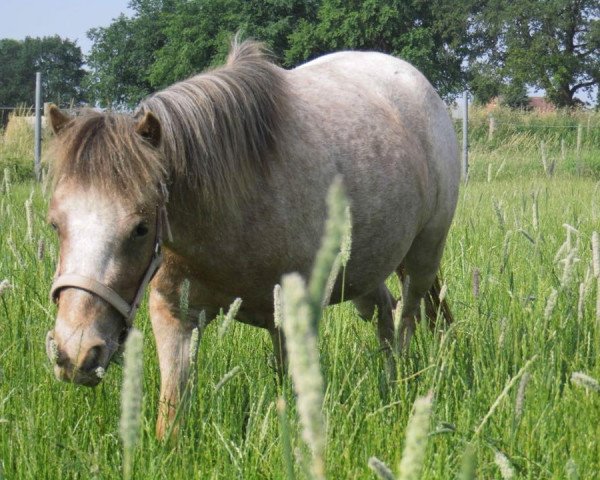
[149,288,199,440]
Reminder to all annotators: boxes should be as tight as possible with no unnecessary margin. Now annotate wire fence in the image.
[1,107,26,128]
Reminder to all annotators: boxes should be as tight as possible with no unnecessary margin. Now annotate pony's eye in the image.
[50,222,59,232]
[133,223,149,238]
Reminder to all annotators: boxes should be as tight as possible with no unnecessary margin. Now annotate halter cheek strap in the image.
[50,202,172,328]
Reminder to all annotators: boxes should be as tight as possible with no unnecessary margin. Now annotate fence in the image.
[0,107,32,129]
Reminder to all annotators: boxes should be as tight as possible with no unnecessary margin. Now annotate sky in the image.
[0,0,133,54]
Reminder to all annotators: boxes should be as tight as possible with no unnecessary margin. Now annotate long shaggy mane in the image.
[50,38,289,208]
[138,38,289,208]
[48,112,167,205]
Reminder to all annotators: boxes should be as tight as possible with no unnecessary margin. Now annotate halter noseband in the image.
[50,199,172,328]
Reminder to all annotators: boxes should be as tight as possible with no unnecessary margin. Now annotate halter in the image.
[50,189,173,328]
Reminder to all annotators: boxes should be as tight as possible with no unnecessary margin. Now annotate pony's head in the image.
[45,106,166,386]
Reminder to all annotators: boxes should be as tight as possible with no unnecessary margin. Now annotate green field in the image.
[0,110,599,479]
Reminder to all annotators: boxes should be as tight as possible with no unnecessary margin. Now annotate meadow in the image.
[0,107,599,479]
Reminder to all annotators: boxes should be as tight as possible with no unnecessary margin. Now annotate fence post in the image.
[34,72,42,182]
[576,123,583,176]
[462,90,469,181]
[488,115,495,141]
[540,140,547,175]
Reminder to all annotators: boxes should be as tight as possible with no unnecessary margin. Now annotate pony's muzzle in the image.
[46,330,108,387]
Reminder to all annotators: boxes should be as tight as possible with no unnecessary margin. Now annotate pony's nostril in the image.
[80,344,105,372]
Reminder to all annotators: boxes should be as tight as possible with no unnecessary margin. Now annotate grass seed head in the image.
[515,371,530,422]
[398,392,433,480]
[273,284,283,329]
[570,372,600,393]
[219,297,242,338]
[596,277,600,323]
[281,272,326,479]
[544,288,558,320]
[24,198,33,242]
[577,282,586,321]
[492,199,505,230]
[560,248,580,288]
[214,365,242,391]
[2,168,10,194]
[120,329,144,450]
[565,458,579,480]
[48,337,59,365]
[472,268,480,298]
[37,238,45,260]
[438,284,448,303]
[308,176,349,316]
[189,327,199,367]
[0,279,11,297]
[532,200,539,231]
[494,451,515,480]
[592,231,599,278]
[340,205,353,267]
[368,456,396,480]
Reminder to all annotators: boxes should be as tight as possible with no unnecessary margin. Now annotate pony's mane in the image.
[137,39,289,208]
[50,39,288,208]
[48,111,166,205]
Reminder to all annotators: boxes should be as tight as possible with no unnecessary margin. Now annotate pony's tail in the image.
[396,266,453,328]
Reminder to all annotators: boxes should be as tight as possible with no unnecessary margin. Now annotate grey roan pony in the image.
[45,39,460,438]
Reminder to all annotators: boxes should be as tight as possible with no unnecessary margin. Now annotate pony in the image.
[45,39,460,438]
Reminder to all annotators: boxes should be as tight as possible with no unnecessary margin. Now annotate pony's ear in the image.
[48,104,72,135]
[135,111,161,148]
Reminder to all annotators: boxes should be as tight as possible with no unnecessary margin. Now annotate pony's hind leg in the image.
[396,228,452,352]
[352,284,396,379]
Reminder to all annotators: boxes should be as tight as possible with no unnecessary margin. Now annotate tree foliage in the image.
[78,0,600,108]
[84,0,471,106]
[148,0,319,89]
[0,36,85,107]
[285,0,471,97]
[470,0,600,107]
[85,1,176,107]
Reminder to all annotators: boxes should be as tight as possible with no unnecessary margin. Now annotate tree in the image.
[470,0,600,107]
[285,0,472,98]
[85,1,177,107]
[148,0,319,89]
[85,0,475,105]
[0,36,85,107]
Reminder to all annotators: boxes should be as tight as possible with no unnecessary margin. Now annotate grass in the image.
[0,107,47,183]
[0,109,600,479]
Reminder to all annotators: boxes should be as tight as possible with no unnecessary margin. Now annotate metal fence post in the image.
[34,72,42,181]
[462,90,469,182]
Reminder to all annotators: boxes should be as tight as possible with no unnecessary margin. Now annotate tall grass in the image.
[465,106,600,180]
[0,115,599,478]
[0,107,43,182]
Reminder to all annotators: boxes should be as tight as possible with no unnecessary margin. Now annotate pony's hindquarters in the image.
[300,52,460,346]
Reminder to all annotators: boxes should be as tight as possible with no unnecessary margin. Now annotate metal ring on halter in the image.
[50,202,169,328]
